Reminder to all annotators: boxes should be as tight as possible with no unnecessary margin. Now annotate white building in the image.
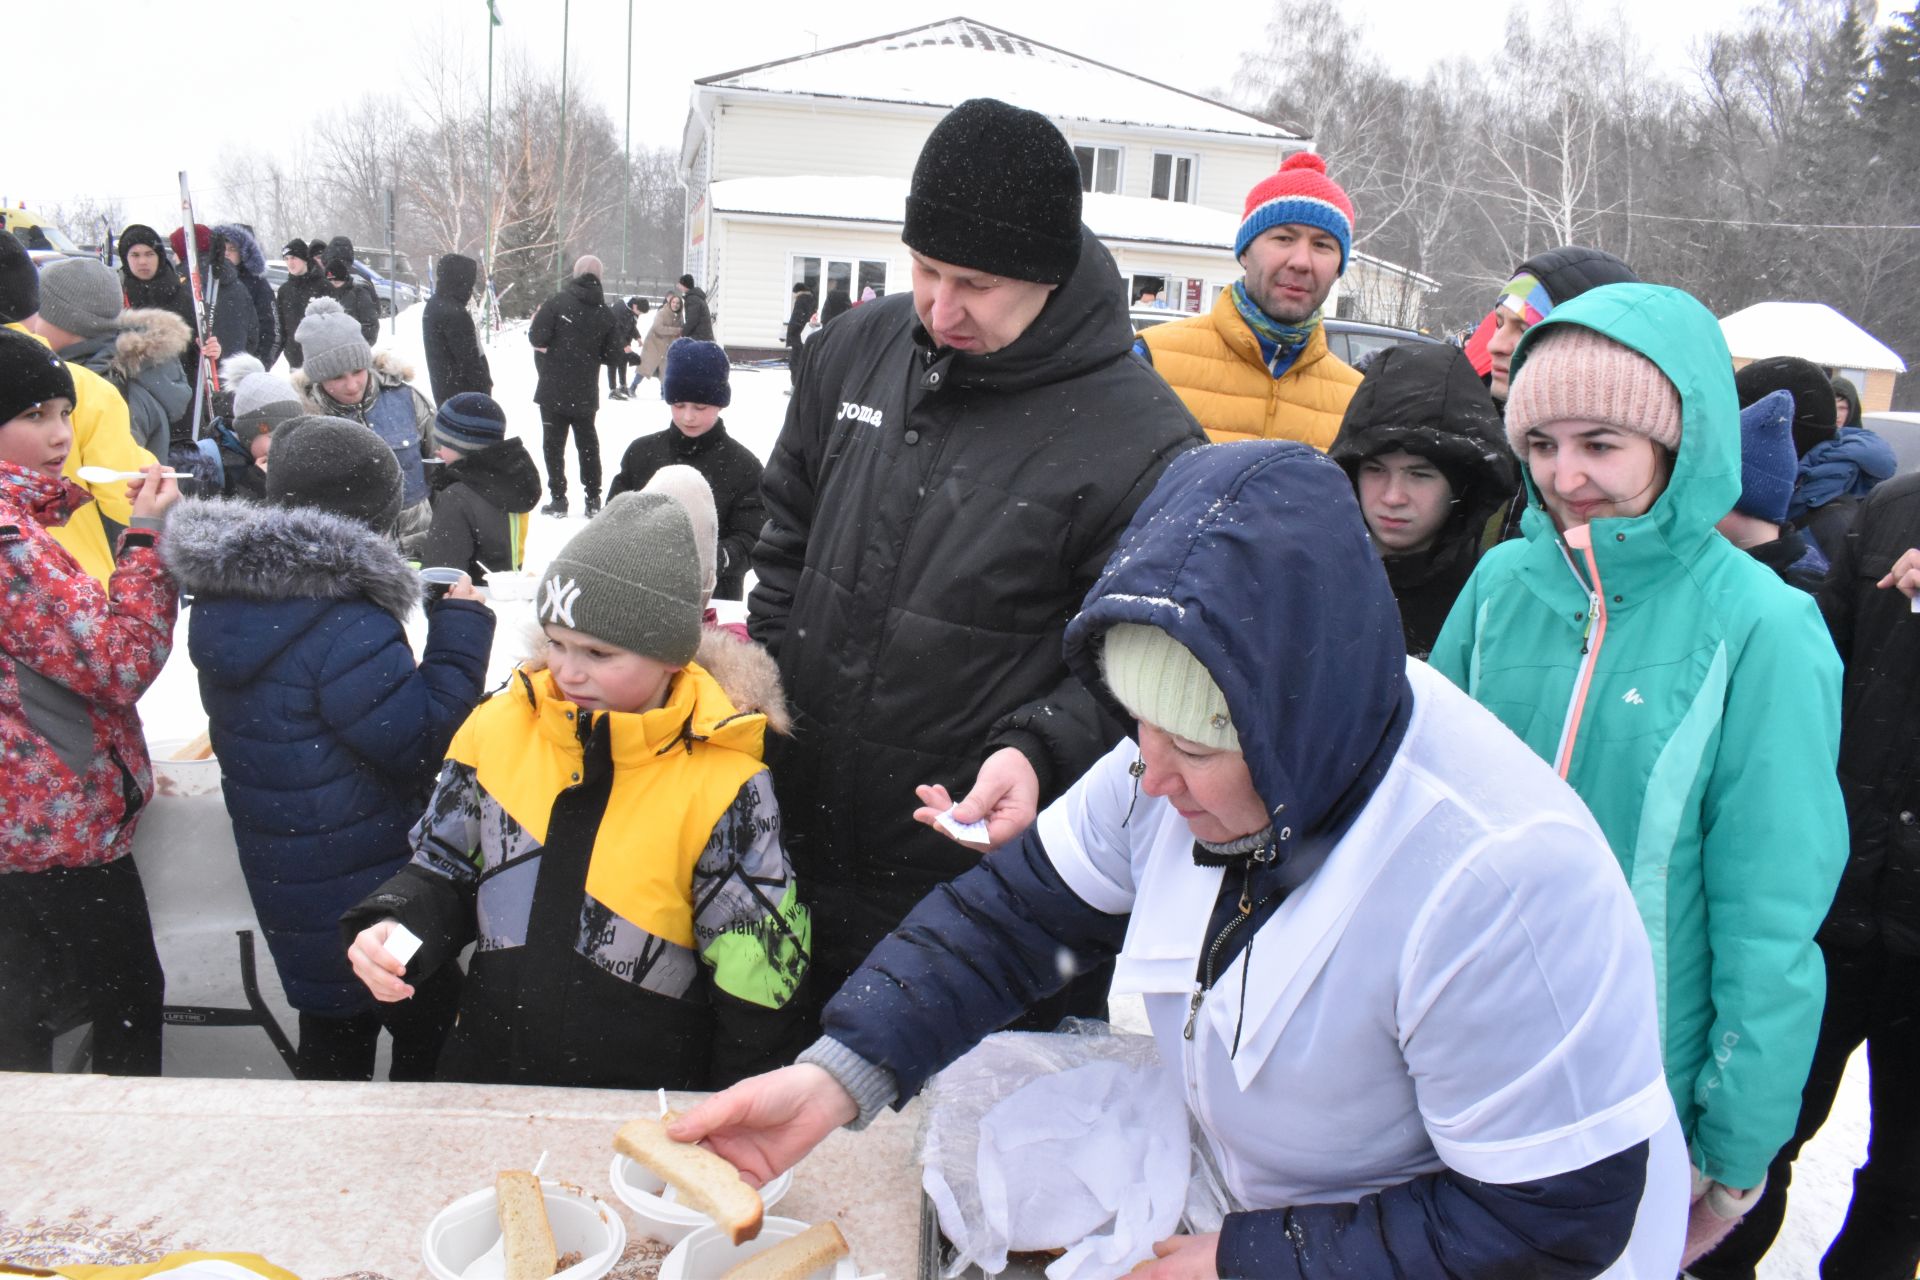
[677,16,1433,355]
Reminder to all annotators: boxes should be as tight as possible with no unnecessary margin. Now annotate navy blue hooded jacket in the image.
[214,224,281,368]
[821,442,1646,1278]
[164,498,495,1017]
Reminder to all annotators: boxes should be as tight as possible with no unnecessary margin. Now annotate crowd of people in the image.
[1,92,1916,1279]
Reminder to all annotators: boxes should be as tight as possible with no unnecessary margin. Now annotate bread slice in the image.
[613,1115,763,1244]
[495,1170,557,1280]
[720,1221,850,1280]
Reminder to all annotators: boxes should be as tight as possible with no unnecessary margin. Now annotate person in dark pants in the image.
[603,297,640,400]
[421,253,491,405]
[784,282,815,386]
[678,274,715,342]
[1692,474,1920,1280]
[529,255,619,516]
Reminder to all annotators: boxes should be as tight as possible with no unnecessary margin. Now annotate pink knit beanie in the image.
[1504,325,1682,458]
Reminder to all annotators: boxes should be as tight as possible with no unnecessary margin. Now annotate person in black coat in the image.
[783,282,815,386]
[678,274,715,342]
[1692,475,1920,1278]
[320,237,382,344]
[603,296,639,400]
[747,98,1204,1015]
[276,239,326,370]
[421,252,491,405]
[608,338,764,600]
[528,255,620,515]
[820,287,853,327]
[118,224,202,383]
[213,224,280,367]
[1327,342,1516,659]
[418,392,541,580]
[170,224,260,379]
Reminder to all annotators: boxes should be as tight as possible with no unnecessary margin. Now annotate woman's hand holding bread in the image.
[666,1065,858,1189]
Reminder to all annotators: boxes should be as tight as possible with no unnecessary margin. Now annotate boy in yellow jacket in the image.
[343,492,809,1088]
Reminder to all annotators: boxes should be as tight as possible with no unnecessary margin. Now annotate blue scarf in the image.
[1232,281,1322,380]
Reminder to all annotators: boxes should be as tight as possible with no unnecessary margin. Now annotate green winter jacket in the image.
[1429,283,1846,1191]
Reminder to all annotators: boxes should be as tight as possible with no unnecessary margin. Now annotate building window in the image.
[1073,144,1121,194]
[1151,152,1197,203]
[791,255,889,305]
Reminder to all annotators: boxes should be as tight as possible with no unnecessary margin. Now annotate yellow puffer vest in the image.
[452,662,766,949]
[1139,289,1362,449]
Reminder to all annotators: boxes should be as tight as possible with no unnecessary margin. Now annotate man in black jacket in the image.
[678,274,715,342]
[1693,476,1920,1280]
[529,254,619,516]
[276,239,326,370]
[421,253,491,405]
[783,281,814,386]
[748,97,1204,1016]
[320,237,383,345]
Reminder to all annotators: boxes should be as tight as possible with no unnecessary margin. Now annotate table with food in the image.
[0,1073,924,1280]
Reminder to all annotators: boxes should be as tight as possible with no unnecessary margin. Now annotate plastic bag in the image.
[918,1021,1189,1280]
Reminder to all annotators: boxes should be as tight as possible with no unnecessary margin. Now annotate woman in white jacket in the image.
[673,442,1687,1278]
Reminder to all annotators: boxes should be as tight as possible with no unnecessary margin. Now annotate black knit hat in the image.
[282,237,312,263]
[436,391,509,451]
[661,338,731,409]
[266,415,404,533]
[903,97,1083,285]
[1735,356,1837,458]
[0,233,39,325]
[0,327,75,425]
[117,224,173,268]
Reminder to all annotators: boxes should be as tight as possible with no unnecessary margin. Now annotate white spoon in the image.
[461,1153,549,1280]
[76,465,188,483]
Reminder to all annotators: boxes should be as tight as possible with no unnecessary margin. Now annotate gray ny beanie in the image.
[266,414,404,532]
[38,258,126,340]
[297,296,373,383]
[538,491,702,665]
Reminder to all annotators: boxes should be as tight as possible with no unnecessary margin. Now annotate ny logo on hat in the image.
[541,575,582,628]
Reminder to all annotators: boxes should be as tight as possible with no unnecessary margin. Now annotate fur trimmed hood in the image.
[109,307,193,380]
[516,624,791,735]
[163,496,422,622]
[212,223,269,277]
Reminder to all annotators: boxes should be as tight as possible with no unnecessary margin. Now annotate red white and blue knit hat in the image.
[1234,152,1356,273]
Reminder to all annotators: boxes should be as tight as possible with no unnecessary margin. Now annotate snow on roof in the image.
[698,17,1297,142]
[1720,301,1908,373]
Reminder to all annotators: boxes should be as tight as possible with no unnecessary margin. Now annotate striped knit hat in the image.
[435,392,508,451]
[1235,153,1356,273]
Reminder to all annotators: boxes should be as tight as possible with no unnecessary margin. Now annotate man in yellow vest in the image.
[1136,152,1362,448]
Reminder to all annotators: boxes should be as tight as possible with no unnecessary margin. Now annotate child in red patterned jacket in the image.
[0,328,181,1074]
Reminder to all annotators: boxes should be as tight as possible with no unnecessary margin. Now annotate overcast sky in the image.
[10,0,1903,232]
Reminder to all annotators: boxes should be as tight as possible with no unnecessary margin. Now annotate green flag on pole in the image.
[487,0,503,26]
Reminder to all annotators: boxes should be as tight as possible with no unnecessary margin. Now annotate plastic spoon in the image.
[76,465,188,483]
[461,1152,549,1280]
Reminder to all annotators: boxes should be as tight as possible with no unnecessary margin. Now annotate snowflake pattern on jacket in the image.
[0,463,176,873]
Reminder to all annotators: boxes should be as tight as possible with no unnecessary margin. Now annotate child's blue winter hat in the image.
[1734,389,1799,525]
[436,392,508,452]
[661,338,731,409]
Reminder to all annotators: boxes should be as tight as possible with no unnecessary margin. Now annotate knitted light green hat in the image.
[1100,623,1238,751]
[538,492,702,665]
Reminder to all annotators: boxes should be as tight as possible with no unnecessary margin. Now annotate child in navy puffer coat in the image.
[164,413,495,1082]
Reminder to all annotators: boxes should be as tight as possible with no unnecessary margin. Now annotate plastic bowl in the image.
[483,570,538,602]
[422,1178,627,1280]
[657,1216,856,1280]
[608,1154,792,1245]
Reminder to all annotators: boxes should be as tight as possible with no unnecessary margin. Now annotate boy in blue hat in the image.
[608,338,765,600]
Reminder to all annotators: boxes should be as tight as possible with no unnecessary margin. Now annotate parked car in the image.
[1862,411,1920,477]
[1129,307,1439,366]
[265,257,416,316]
[3,206,85,257]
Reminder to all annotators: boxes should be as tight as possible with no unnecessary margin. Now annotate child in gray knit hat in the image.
[295,296,439,548]
[217,354,302,500]
[341,489,812,1090]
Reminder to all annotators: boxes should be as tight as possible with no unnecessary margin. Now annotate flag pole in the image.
[556,0,570,291]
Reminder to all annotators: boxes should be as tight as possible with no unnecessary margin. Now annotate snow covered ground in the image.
[125,304,1867,1276]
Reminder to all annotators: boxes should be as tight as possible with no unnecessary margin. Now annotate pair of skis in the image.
[178,171,220,441]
